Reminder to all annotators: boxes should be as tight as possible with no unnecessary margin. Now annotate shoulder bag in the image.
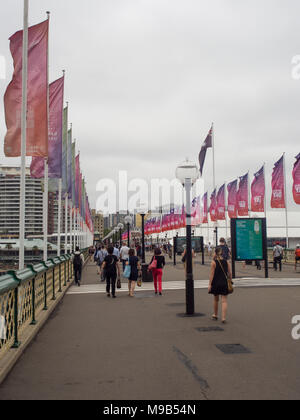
[217,257,233,294]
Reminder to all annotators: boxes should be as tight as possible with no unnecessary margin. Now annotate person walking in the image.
[72,246,85,287]
[219,238,231,261]
[208,246,232,323]
[149,248,166,295]
[97,245,108,281]
[102,246,120,298]
[295,244,300,271]
[113,244,120,260]
[120,242,130,271]
[273,241,283,272]
[127,248,141,297]
[207,242,213,258]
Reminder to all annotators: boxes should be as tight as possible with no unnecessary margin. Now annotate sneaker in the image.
[107,293,111,297]
[159,292,162,296]
[78,282,80,287]
[112,295,116,298]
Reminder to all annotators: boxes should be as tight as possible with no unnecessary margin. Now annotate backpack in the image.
[221,245,230,261]
[73,253,82,268]
[296,248,300,258]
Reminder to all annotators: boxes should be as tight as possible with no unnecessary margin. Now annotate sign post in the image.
[231,218,268,279]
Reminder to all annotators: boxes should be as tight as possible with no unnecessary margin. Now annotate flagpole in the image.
[225,181,228,240]
[70,200,73,253]
[248,170,251,219]
[57,179,62,256]
[43,11,50,262]
[19,0,29,270]
[65,194,68,253]
[212,122,216,191]
[283,153,289,248]
[263,162,267,219]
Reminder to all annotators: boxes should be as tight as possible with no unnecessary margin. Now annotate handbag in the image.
[137,279,142,287]
[123,261,131,279]
[148,256,157,271]
[217,257,233,294]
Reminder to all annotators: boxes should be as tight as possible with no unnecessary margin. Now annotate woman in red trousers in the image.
[149,247,166,295]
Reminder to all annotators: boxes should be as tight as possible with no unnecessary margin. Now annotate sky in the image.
[0,0,300,236]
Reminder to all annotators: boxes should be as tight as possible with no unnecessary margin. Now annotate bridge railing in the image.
[0,249,89,361]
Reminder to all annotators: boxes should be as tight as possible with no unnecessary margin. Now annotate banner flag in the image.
[4,20,49,157]
[251,166,265,212]
[67,129,72,199]
[271,155,285,208]
[62,107,68,194]
[292,153,300,205]
[199,126,213,176]
[227,180,238,218]
[30,76,64,178]
[72,142,76,202]
[216,184,226,220]
[75,154,80,209]
[200,193,208,224]
[237,173,249,216]
[210,189,217,222]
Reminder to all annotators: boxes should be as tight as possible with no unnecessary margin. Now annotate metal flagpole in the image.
[19,0,29,270]
[73,205,76,250]
[43,11,50,262]
[212,122,216,192]
[65,194,68,253]
[70,201,73,253]
[248,170,250,219]
[225,181,228,240]
[263,163,267,219]
[283,153,289,248]
[43,159,49,261]
[57,179,62,256]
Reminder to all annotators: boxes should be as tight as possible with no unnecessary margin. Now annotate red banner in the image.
[30,76,64,178]
[210,189,217,222]
[200,193,208,224]
[251,166,265,212]
[4,20,49,157]
[292,153,300,205]
[271,155,285,208]
[216,184,226,220]
[237,174,249,216]
[227,180,237,218]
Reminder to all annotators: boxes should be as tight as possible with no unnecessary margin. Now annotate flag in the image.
[62,107,68,194]
[4,20,49,157]
[237,173,249,216]
[67,129,72,199]
[271,155,285,208]
[292,153,300,205]
[199,125,213,176]
[216,184,226,220]
[251,166,265,212]
[200,193,208,224]
[75,154,80,209]
[30,76,64,178]
[227,180,238,218]
[210,189,217,222]
[72,142,76,202]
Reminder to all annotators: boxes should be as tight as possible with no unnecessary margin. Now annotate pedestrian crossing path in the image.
[67,278,300,295]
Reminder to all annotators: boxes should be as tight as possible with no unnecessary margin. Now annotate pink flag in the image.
[216,184,226,220]
[292,153,300,205]
[227,180,238,218]
[4,20,49,157]
[251,166,265,212]
[30,76,64,178]
[210,189,217,222]
[237,174,249,216]
[200,193,208,224]
[271,155,285,209]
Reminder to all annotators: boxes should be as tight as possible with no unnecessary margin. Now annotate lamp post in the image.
[118,223,124,248]
[124,215,132,248]
[137,211,146,264]
[176,159,199,316]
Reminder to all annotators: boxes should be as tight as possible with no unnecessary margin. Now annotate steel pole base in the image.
[176,312,206,318]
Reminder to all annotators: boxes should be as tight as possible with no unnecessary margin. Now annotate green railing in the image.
[0,249,89,361]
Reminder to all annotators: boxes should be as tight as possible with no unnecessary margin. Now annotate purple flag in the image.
[30,76,64,179]
[199,126,213,176]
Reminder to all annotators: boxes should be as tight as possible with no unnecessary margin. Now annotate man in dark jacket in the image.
[72,246,85,286]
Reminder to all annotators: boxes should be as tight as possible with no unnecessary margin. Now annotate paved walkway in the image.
[0,259,300,400]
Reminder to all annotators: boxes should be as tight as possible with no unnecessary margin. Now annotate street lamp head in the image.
[124,215,132,225]
[175,159,199,186]
[118,223,124,230]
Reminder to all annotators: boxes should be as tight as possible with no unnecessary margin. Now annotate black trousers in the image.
[274,257,282,271]
[74,266,82,283]
[106,273,117,296]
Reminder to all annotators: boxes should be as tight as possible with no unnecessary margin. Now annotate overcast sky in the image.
[1,0,300,232]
